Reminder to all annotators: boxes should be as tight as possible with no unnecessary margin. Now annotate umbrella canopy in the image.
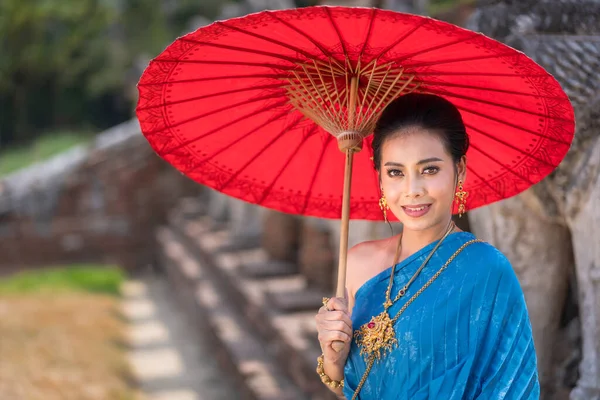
[136,6,574,221]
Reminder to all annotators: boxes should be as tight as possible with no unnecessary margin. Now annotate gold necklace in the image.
[354,221,455,362]
[350,238,483,400]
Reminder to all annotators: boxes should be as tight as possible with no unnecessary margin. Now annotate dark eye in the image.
[387,169,403,177]
[423,166,439,174]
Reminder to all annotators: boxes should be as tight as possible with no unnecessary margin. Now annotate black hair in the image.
[372,93,469,171]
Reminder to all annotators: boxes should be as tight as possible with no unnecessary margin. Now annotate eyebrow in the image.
[384,157,444,167]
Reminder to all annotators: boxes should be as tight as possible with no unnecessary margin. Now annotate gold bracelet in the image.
[316,354,344,389]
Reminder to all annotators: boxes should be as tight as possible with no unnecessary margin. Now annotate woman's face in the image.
[379,127,466,232]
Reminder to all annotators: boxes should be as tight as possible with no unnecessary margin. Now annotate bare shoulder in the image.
[346,236,399,301]
[347,239,382,264]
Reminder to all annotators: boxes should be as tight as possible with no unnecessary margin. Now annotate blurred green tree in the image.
[0,0,123,145]
[0,0,223,148]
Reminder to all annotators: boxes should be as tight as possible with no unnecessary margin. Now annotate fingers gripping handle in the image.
[325,293,347,353]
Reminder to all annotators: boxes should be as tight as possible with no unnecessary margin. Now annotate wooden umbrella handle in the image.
[332,77,360,353]
[332,148,354,353]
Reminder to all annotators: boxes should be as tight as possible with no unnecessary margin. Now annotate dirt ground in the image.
[0,292,137,400]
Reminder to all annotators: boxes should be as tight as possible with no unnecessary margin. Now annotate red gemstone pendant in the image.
[355,311,398,361]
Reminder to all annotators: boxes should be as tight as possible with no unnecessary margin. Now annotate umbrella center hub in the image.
[337,131,364,152]
[283,57,419,152]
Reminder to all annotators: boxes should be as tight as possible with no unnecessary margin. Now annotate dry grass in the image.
[0,292,138,400]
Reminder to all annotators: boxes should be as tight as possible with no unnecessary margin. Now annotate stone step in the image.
[167,213,338,400]
[156,227,306,400]
[240,260,298,280]
[266,288,330,313]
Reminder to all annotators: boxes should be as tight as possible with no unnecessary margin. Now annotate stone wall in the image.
[466,1,600,398]
[0,120,201,273]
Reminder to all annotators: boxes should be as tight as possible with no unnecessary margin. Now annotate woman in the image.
[315,93,539,399]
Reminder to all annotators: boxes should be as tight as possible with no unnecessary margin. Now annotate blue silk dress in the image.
[343,232,540,399]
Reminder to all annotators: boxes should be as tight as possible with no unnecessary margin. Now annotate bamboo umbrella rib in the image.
[137,83,286,111]
[467,165,505,199]
[393,33,481,63]
[162,99,290,155]
[291,68,336,125]
[369,19,429,62]
[137,73,289,86]
[152,59,296,70]
[415,80,567,99]
[426,88,573,121]
[456,105,572,144]
[257,124,320,205]
[360,62,389,118]
[217,114,306,191]
[189,109,293,163]
[464,123,556,168]
[327,61,346,122]
[358,8,378,58]
[344,62,352,129]
[178,38,308,65]
[143,93,284,135]
[301,135,334,214]
[300,63,339,123]
[314,61,342,124]
[216,19,341,69]
[266,12,344,69]
[358,61,378,114]
[405,52,516,68]
[370,73,415,116]
[325,7,348,58]
[416,71,548,77]
[469,143,536,185]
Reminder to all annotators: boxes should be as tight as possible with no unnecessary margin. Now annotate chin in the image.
[401,219,438,232]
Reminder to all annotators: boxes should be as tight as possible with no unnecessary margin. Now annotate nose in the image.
[405,175,425,198]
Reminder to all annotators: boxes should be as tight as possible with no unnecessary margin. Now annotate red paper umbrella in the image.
[136,6,574,299]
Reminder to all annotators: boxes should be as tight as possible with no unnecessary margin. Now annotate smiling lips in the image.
[401,204,432,218]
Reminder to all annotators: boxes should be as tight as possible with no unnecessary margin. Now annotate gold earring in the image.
[455,180,468,218]
[379,188,390,223]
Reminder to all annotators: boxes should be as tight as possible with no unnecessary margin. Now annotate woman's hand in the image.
[315,297,353,365]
